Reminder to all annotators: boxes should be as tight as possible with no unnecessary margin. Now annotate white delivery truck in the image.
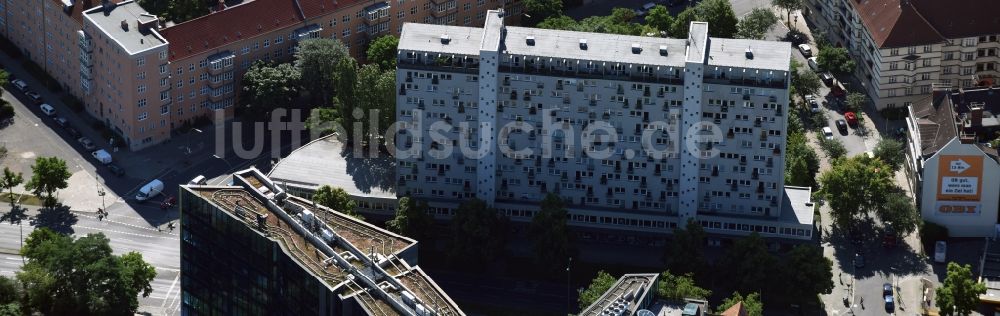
[136,179,164,201]
[91,149,112,164]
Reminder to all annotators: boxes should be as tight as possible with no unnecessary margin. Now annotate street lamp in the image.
[212,154,234,170]
[566,257,573,315]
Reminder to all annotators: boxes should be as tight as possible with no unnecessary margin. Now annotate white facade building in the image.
[395,11,815,240]
[918,138,1000,237]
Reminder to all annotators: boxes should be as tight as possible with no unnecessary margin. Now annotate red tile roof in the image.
[719,301,748,316]
[160,0,363,62]
[853,0,1000,48]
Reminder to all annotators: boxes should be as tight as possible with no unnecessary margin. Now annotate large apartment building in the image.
[1,0,522,151]
[395,11,815,240]
[180,167,463,315]
[804,0,1000,110]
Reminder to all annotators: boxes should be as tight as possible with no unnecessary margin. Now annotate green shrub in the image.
[0,103,13,120]
[920,220,949,253]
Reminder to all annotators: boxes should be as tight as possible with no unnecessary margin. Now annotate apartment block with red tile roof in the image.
[804,0,1000,110]
[3,0,522,151]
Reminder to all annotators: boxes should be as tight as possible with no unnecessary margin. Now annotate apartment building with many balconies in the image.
[804,0,1000,110]
[2,0,522,151]
[395,11,816,241]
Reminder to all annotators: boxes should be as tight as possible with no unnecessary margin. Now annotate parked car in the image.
[91,149,112,164]
[822,127,834,140]
[934,241,947,263]
[835,119,848,134]
[808,97,820,112]
[883,283,895,312]
[10,79,27,92]
[78,137,96,150]
[107,163,125,177]
[38,104,56,116]
[53,116,68,127]
[25,91,42,104]
[189,175,207,185]
[136,179,164,201]
[65,126,81,138]
[807,57,819,71]
[160,196,176,209]
[820,72,834,86]
[845,112,858,126]
[798,43,812,57]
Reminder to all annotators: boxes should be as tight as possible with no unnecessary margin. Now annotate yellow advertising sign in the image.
[936,155,983,201]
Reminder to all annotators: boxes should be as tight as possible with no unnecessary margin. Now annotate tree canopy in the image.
[447,199,509,268]
[295,38,351,106]
[873,137,905,171]
[528,194,571,274]
[657,270,711,300]
[792,65,823,98]
[718,233,776,294]
[845,91,866,113]
[663,219,707,278]
[579,270,616,309]
[17,228,156,315]
[668,0,738,38]
[937,262,986,316]
[241,61,301,118]
[522,0,563,26]
[366,35,399,70]
[354,64,396,142]
[644,5,673,33]
[716,292,763,316]
[735,8,779,40]
[386,197,435,242]
[818,156,895,228]
[880,192,920,237]
[136,0,209,23]
[771,0,802,28]
[313,185,361,219]
[785,132,819,188]
[0,167,23,208]
[537,8,645,36]
[817,46,856,75]
[24,157,70,207]
[818,137,847,160]
[779,245,834,302]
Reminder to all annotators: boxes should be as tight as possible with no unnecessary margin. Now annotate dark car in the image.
[53,117,68,127]
[25,91,42,104]
[836,119,848,134]
[65,127,81,138]
[107,164,124,177]
[883,283,894,312]
[78,137,96,150]
[160,196,176,209]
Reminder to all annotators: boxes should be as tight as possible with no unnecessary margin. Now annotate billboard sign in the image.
[936,155,983,202]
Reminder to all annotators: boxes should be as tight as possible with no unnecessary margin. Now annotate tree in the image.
[792,67,822,98]
[818,156,895,228]
[136,0,209,23]
[17,228,156,315]
[716,292,763,316]
[771,0,802,29]
[817,46,856,75]
[936,262,986,316]
[366,35,400,70]
[735,8,779,40]
[657,270,711,300]
[818,137,847,159]
[23,157,70,207]
[386,197,435,241]
[0,276,18,306]
[879,192,920,237]
[354,64,395,143]
[645,5,673,33]
[718,233,776,294]
[668,0,738,38]
[663,219,707,278]
[295,38,351,106]
[579,270,616,309]
[528,194,570,274]
[522,0,563,26]
[447,199,509,267]
[845,92,866,113]
[313,185,360,219]
[785,132,820,187]
[0,167,23,208]
[779,245,833,303]
[537,15,579,30]
[872,137,905,171]
[241,62,301,117]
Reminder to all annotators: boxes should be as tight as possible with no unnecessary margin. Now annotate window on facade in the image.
[138,112,148,121]
[136,57,145,66]
[890,48,899,56]
[159,64,167,74]
[137,85,146,93]
[160,105,169,115]
[160,91,170,101]
[137,99,147,108]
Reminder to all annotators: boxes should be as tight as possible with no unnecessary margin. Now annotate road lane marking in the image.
[161,274,180,308]
[73,225,177,240]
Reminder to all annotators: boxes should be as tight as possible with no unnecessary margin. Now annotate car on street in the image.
[845,112,858,126]
[25,91,42,104]
[65,126,81,138]
[806,95,820,112]
[38,104,56,116]
[883,283,895,312]
[78,137,96,150]
[160,196,176,209]
[853,252,865,268]
[836,119,848,134]
[798,43,812,57]
[107,163,125,177]
[935,241,947,263]
[807,57,819,71]
[820,72,834,86]
[822,127,834,140]
[10,79,28,92]
[53,116,68,127]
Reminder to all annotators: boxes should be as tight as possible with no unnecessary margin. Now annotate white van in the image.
[10,79,27,92]
[39,104,56,116]
[188,175,207,185]
[91,149,112,164]
[136,179,164,201]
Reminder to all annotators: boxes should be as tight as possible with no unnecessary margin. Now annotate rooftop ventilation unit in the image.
[526,36,535,46]
[440,34,451,44]
[659,45,668,56]
[631,43,642,54]
[745,47,754,59]
[579,39,588,50]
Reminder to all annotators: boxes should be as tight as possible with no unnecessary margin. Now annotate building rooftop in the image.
[398,24,485,57]
[580,273,658,316]
[84,0,167,54]
[56,0,114,24]
[159,0,367,61]
[184,168,462,316]
[646,299,708,316]
[780,186,815,226]
[268,135,396,199]
[852,0,1000,48]
[707,37,791,72]
[502,27,688,68]
[686,22,708,64]
[909,92,956,157]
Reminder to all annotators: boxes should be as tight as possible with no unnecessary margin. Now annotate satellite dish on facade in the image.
[637,309,655,316]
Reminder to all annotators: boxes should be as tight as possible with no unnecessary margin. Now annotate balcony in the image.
[398,54,479,74]
[292,24,322,42]
[79,66,92,81]
[702,76,787,89]
[206,51,235,76]
[77,31,92,53]
[430,4,458,18]
[363,2,391,25]
[79,52,93,68]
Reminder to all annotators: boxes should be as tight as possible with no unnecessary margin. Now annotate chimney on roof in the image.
[120,20,129,31]
[971,104,984,127]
